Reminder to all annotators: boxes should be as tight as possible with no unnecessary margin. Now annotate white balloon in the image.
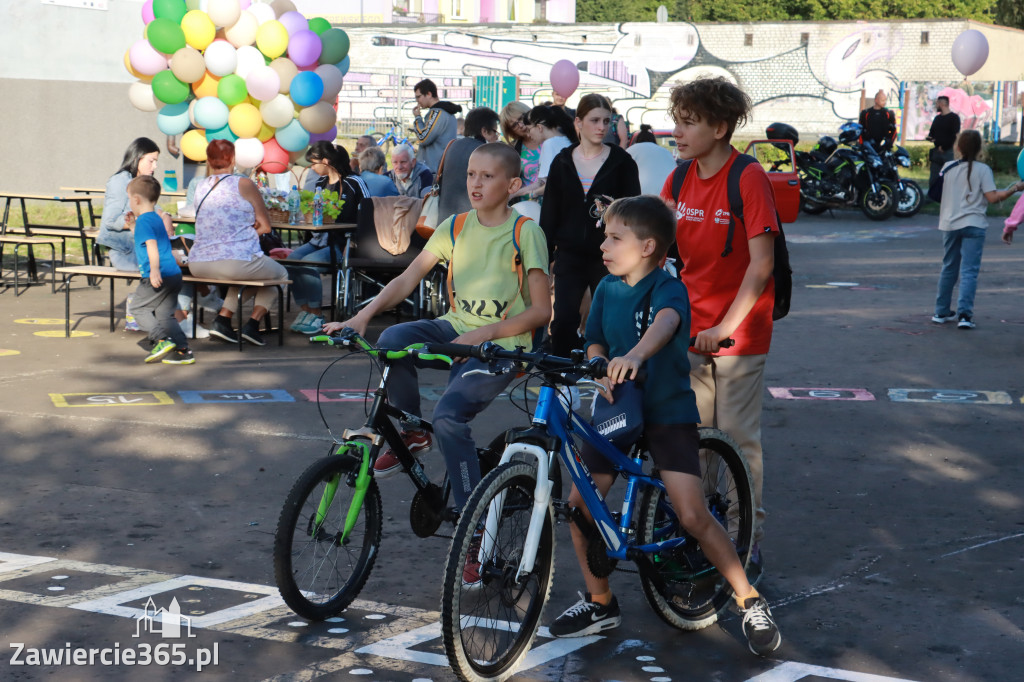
[235,137,266,169]
[235,45,266,80]
[207,0,242,28]
[315,64,344,102]
[224,10,259,48]
[248,1,276,25]
[204,40,238,77]
[260,93,295,127]
[951,29,989,77]
[128,80,161,112]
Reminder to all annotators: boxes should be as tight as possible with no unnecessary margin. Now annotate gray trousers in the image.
[378,319,514,510]
[134,274,187,348]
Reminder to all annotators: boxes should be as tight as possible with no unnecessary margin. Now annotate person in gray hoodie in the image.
[412,78,463,173]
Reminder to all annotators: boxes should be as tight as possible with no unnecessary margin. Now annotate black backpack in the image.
[671,154,792,321]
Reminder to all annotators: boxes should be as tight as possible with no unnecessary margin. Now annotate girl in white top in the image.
[512,104,577,201]
[932,130,1023,329]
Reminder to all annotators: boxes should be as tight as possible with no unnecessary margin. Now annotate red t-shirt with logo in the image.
[660,148,779,356]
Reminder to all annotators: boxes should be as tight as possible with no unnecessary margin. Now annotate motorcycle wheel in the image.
[800,195,828,215]
[860,182,896,221]
[894,180,923,218]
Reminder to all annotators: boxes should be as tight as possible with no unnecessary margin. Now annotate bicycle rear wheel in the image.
[636,428,753,630]
[441,462,555,682]
[273,452,383,620]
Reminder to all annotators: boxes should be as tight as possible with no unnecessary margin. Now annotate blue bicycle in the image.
[369,120,411,153]
[429,341,754,682]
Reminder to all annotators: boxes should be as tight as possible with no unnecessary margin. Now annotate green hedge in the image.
[987,145,1022,174]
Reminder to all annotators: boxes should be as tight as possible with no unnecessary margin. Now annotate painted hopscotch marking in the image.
[34,330,93,338]
[769,387,875,401]
[50,391,174,408]
[300,388,373,402]
[179,390,295,404]
[14,318,68,325]
[0,551,57,576]
[888,389,1013,405]
[0,349,21,357]
[745,660,919,682]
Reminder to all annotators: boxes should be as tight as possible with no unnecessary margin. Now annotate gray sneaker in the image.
[548,592,621,638]
[931,312,957,324]
[741,595,781,656]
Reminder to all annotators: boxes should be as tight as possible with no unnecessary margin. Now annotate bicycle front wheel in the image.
[441,461,555,682]
[636,428,753,631]
[273,453,383,620]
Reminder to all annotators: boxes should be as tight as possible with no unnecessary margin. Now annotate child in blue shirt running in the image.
[127,175,194,365]
[546,195,781,656]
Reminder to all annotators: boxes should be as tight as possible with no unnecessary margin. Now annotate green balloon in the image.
[217,74,248,107]
[319,29,350,65]
[153,0,187,23]
[308,18,331,36]
[151,70,190,104]
[147,17,186,55]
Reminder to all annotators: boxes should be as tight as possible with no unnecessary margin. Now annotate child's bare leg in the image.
[659,470,755,604]
[566,474,616,600]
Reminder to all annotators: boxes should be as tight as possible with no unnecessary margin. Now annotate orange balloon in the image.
[192,70,220,98]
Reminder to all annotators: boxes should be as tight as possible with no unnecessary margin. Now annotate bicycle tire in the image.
[636,428,753,631]
[273,452,383,620]
[441,461,555,682]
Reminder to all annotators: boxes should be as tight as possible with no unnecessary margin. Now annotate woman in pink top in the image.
[188,140,288,346]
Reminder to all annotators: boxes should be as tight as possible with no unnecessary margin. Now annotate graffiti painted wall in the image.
[338,20,1024,142]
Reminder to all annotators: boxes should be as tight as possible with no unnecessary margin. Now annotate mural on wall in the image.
[339,22,1019,141]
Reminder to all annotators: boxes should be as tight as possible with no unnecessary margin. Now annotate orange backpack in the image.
[445,212,531,320]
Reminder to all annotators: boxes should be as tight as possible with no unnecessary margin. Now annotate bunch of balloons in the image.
[126,0,351,172]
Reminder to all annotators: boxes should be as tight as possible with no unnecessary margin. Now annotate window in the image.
[744,33,753,47]
[921,31,930,45]
[687,34,695,46]
[508,0,516,21]
[431,33,438,43]
[451,0,464,19]
[800,33,809,46]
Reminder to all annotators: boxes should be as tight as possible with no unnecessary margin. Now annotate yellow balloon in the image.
[192,70,220,98]
[124,50,152,83]
[181,129,209,161]
[228,103,262,138]
[256,21,288,60]
[181,10,216,51]
[256,121,276,142]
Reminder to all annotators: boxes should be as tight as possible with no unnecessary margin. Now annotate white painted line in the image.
[745,660,919,681]
[69,574,283,628]
[939,531,1024,559]
[0,551,57,575]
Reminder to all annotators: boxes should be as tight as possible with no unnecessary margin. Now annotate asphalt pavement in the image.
[0,209,1021,681]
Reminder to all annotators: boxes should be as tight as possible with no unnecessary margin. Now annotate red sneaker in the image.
[373,430,432,479]
[462,531,483,588]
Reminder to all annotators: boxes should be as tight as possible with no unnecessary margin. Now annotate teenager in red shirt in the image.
[660,77,778,582]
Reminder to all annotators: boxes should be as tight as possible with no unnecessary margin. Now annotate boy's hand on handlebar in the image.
[606,354,641,384]
[451,328,492,362]
[694,326,729,353]
[323,318,365,337]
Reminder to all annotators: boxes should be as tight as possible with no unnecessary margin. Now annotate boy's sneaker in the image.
[294,314,325,335]
[740,595,782,656]
[179,316,210,339]
[241,320,266,346]
[746,542,764,587]
[289,311,312,332]
[124,313,141,332]
[373,430,432,478]
[931,312,957,324]
[162,348,196,365]
[548,592,621,638]
[462,530,484,588]
[957,314,975,329]
[145,339,176,363]
[209,318,238,343]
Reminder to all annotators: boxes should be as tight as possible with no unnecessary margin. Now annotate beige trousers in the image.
[187,256,288,314]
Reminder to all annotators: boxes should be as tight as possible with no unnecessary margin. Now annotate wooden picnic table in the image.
[61,186,187,228]
[0,191,100,281]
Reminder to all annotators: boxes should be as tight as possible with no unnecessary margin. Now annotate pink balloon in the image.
[550,59,579,98]
[277,11,307,36]
[288,30,322,68]
[142,0,154,23]
[239,0,252,8]
[246,65,281,102]
[130,39,169,76]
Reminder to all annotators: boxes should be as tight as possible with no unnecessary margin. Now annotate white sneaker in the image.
[199,291,224,314]
[179,316,210,339]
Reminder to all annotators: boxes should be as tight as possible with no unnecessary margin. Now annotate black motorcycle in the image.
[767,122,897,221]
[874,142,923,217]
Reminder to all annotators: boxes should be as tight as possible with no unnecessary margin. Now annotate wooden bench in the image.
[56,265,291,351]
[0,236,63,294]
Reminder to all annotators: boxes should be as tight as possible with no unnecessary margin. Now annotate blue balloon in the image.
[193,96,229,131]
[205,122,238,142]
[290,71,324,107]
[1017,148,1024,181]
[156,101,191,136]
[275,118,311,152]
[335,55,350,77]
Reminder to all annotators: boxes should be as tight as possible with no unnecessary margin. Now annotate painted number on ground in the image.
[769,387,875,401]
[50,392,174,408]
[179,390,294,404]
[888,389,1012,405]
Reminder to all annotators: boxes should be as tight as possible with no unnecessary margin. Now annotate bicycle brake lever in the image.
[462,369,498,378]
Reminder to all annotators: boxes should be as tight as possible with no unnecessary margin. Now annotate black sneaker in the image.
[162,348,195,365]
[740,595,782,656]
[240,320,266,346]
[548,591,621,638]
[957,314,975,329]
[209,317,238,343]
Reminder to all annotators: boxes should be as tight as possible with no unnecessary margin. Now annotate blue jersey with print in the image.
[133,212,181,279]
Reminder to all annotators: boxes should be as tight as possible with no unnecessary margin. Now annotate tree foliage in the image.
[575,0,1020,27]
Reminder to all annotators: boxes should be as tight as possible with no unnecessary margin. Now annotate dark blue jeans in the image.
[377,319,514,510]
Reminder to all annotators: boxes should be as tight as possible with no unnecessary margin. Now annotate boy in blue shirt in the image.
[547,196,780,656]
[323,143,551,513]
[127,175,194,365]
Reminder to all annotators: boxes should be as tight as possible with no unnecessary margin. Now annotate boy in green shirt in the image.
[323,143,551,511]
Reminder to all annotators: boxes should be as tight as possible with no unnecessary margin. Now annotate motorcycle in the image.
[766,121,897,221]
[874,142,923,217]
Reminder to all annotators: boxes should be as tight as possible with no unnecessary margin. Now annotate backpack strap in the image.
[671,159,694,202]
[722,154,759,257]
[445,212,470,311]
